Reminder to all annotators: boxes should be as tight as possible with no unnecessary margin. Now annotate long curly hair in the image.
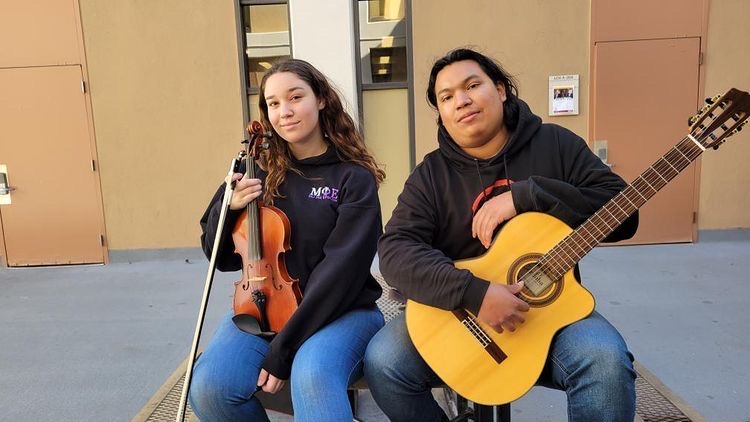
[257,59,385,205]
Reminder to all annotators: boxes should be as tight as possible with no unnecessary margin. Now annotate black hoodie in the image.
[199,146,382,379]
[378,99,638,315]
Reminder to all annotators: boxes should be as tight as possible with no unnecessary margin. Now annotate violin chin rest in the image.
[232,314,276,338]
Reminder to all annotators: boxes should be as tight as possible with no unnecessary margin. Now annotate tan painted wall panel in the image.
[411,0,590,163]
[363,89,411,223]
[0,0,80,67]
[79,0,244,248]
[699,0,750,230]
[592,0,704,42]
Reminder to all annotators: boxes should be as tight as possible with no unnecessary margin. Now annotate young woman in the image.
[189,59,386,421]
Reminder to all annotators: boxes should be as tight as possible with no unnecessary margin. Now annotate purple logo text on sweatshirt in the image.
[309,186,338,202]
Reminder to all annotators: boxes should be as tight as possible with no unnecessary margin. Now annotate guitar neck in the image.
[525,135,705,293]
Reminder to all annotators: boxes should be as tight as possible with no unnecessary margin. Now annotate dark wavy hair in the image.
[257,59,385,205]
[426,48,521,131]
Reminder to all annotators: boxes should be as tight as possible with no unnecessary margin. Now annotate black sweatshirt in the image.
[378,99,639,314]
[199,146,382,379]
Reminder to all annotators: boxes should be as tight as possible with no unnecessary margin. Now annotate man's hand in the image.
[476,282,530,333]
[472,191,517,248]
[257,368,285,394]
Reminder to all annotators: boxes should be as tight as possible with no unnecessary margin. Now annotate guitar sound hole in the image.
[509,254,564,307]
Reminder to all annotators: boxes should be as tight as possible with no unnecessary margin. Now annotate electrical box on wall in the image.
[548,74,579,116]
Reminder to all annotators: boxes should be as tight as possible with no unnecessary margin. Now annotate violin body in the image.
[232,202,301,334]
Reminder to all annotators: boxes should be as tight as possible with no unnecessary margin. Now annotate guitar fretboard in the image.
[523,136,704,295]
[246,158,263,262]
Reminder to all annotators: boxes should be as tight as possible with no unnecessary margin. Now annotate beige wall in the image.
[363,89,411,223]
[410,0,590,162]
[72,0,750,252]
[699,0,750,230]
[79,0,245,249]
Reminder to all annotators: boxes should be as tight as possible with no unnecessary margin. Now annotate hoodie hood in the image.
[289,143,341,167]
[437,97,542,172]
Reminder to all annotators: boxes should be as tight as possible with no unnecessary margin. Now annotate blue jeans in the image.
[364,311,636,422]
[189,306,384,421]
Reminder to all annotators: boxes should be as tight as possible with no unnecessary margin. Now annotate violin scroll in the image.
[245,121,273,159]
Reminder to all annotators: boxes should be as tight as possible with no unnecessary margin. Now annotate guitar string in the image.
[462,316,491,347]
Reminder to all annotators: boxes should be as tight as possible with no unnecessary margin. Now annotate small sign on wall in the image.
[548,74,579,116]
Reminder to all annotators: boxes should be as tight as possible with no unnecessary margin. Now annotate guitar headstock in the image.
[688,88,750,150]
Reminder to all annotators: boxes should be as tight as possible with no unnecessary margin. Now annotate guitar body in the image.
[405,212,595,405]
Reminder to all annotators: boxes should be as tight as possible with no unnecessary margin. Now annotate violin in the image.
[231,121,301,335]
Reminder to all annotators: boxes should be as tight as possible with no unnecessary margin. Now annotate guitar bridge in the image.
[452,309,507,364]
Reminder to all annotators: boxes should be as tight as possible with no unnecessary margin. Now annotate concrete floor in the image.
[1,230,749,421]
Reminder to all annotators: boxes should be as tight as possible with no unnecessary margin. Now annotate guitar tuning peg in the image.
[705,96,714,104]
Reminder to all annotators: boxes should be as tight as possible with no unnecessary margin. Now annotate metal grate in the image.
[142,375,195,422]
[140,275,696,422]
[636,375,690,422]
[142,367,695,422]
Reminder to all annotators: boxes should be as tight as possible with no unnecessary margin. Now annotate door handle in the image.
[0,166,17,197]
[0,186,16,195]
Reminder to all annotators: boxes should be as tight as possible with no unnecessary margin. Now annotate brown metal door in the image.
[592,38,701,244]
[0,65,106,266]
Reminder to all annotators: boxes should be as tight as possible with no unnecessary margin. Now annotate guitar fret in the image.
[656,156,680,177]
[631,183,649,203]
[649,165,669,184]
[662,158,680,175]
[613,200,627,215]
[640,173,659,194]
[673,148,693,166]
[643,173,665,192]
[589,218,607,237]
[595,214,614,232]
[557,243,575,263]
[621,193,638,209]
[601,208,618,228]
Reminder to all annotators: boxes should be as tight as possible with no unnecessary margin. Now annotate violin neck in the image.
[245,157,263,261]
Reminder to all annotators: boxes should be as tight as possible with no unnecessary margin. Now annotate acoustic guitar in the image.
[405,88,750,405]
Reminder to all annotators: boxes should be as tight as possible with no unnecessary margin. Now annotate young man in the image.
[364,48,639,421]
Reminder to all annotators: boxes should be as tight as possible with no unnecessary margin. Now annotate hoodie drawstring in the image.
[473,155,511,214]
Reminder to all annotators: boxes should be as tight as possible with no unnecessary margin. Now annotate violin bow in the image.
[175,152,243,422]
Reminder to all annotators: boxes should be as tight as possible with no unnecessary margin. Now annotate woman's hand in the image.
[257,368,285,394]
[228,173,263,210]
[472,191,517,248]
